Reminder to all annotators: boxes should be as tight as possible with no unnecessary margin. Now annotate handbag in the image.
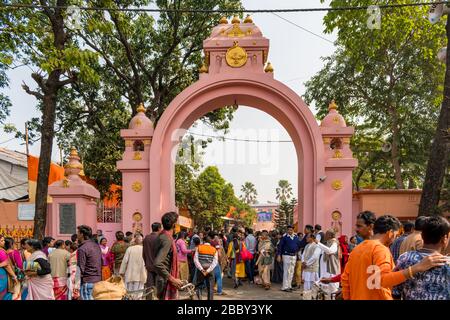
[240,246,253,261]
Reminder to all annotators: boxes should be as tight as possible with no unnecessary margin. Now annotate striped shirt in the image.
[194,243,218,274]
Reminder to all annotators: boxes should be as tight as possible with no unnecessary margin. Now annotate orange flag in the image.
[27,155,65,203]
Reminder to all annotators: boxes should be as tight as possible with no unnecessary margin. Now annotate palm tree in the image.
[276,180,293,203]
[240,182,258,205]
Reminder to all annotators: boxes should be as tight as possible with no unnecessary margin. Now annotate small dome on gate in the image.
[128,103,154,130]
[321,100,346,127]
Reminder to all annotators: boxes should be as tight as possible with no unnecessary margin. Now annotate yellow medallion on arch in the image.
[132,181,142,192]
[133,152,142,160]
[226,41,247,68]
[331,180,343,190]
[332,211,342,221]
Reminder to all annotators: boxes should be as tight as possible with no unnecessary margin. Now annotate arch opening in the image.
[149,75,326,231]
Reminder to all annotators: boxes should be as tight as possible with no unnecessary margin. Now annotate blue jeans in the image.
[245,257,255,282]
[80,282,95,300]
[214,265,222,294]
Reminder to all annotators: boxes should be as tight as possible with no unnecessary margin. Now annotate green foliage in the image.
[240,181,258,205]
[38,0,242,193]
[274,198,297,233]
[306,0,446,189]
[275,179,293,202]
[175,165,255,229]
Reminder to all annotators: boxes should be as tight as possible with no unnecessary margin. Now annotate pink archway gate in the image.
[117,17,356,237]
[149,73,325,230]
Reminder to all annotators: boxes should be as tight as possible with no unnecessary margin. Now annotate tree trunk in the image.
[32,1,67,239]
[389,106,405,189]
[418,16,450,217]
[33,88,58,240]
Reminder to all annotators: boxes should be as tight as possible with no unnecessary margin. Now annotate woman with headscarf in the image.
[23,239,55,300]
[338,235,350,271]
[99,237,112,280]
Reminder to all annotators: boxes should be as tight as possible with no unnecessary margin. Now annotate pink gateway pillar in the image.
[47,147,100,240]
[117,104,153,236]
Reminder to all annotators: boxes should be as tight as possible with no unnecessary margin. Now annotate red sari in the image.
[338,235,350,271]
[53,277,68,300]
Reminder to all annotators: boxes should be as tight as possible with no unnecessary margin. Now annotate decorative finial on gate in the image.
[219,16,228,24]
[137,103,146,113]
[231,16,240,24]
[328,99,338,110]
[244,15,253,23]
[70,146,78,157]
[264,62,274,73]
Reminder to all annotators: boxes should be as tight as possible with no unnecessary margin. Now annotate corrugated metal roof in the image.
[0,147,28,168]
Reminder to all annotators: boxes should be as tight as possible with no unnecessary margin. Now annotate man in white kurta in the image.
[301,234,321,297]
[119,234,147,299]
[315,230,340,295]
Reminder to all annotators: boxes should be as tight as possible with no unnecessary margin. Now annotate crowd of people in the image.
[0,210,448,300]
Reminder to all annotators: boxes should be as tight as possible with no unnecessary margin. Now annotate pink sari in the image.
[26,250,55,300]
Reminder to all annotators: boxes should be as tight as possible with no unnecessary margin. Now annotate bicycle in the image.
[121,280,197,300]
[179,280,197,300]
[312,280,338,300]
[122,286,157,300]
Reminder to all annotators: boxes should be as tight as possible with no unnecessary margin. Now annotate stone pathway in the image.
[213,277,303,300]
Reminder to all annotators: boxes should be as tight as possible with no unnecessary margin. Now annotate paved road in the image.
[214,277,303,300]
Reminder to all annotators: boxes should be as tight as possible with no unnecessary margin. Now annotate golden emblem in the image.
[332,116,341,124]
[332,180,343,190]
[333,150,343,159]
[125,140,133,147]
[135,118,142,127]
[132,212,143,222]
[227,24,246,37]
[143,139,152,145]
[332,211,341,221]
[133,152,142,160]
[226,41,247,68]
[132,181,142,192]
[323,137,331,144]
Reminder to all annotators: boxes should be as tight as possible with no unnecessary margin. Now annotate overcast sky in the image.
[1,0,337,203]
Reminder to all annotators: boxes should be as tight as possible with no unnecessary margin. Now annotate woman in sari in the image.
[19,238,30,299]
[0,235,18,300]
[338,235,350,271]
[48,240,70,300]
[24,239,55,300]
[5,237,24,299]
[99,237,112,280]
[256,231,275,290]
[67,242,80,300]
[227,230,246,288]
[271,231,283,284]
